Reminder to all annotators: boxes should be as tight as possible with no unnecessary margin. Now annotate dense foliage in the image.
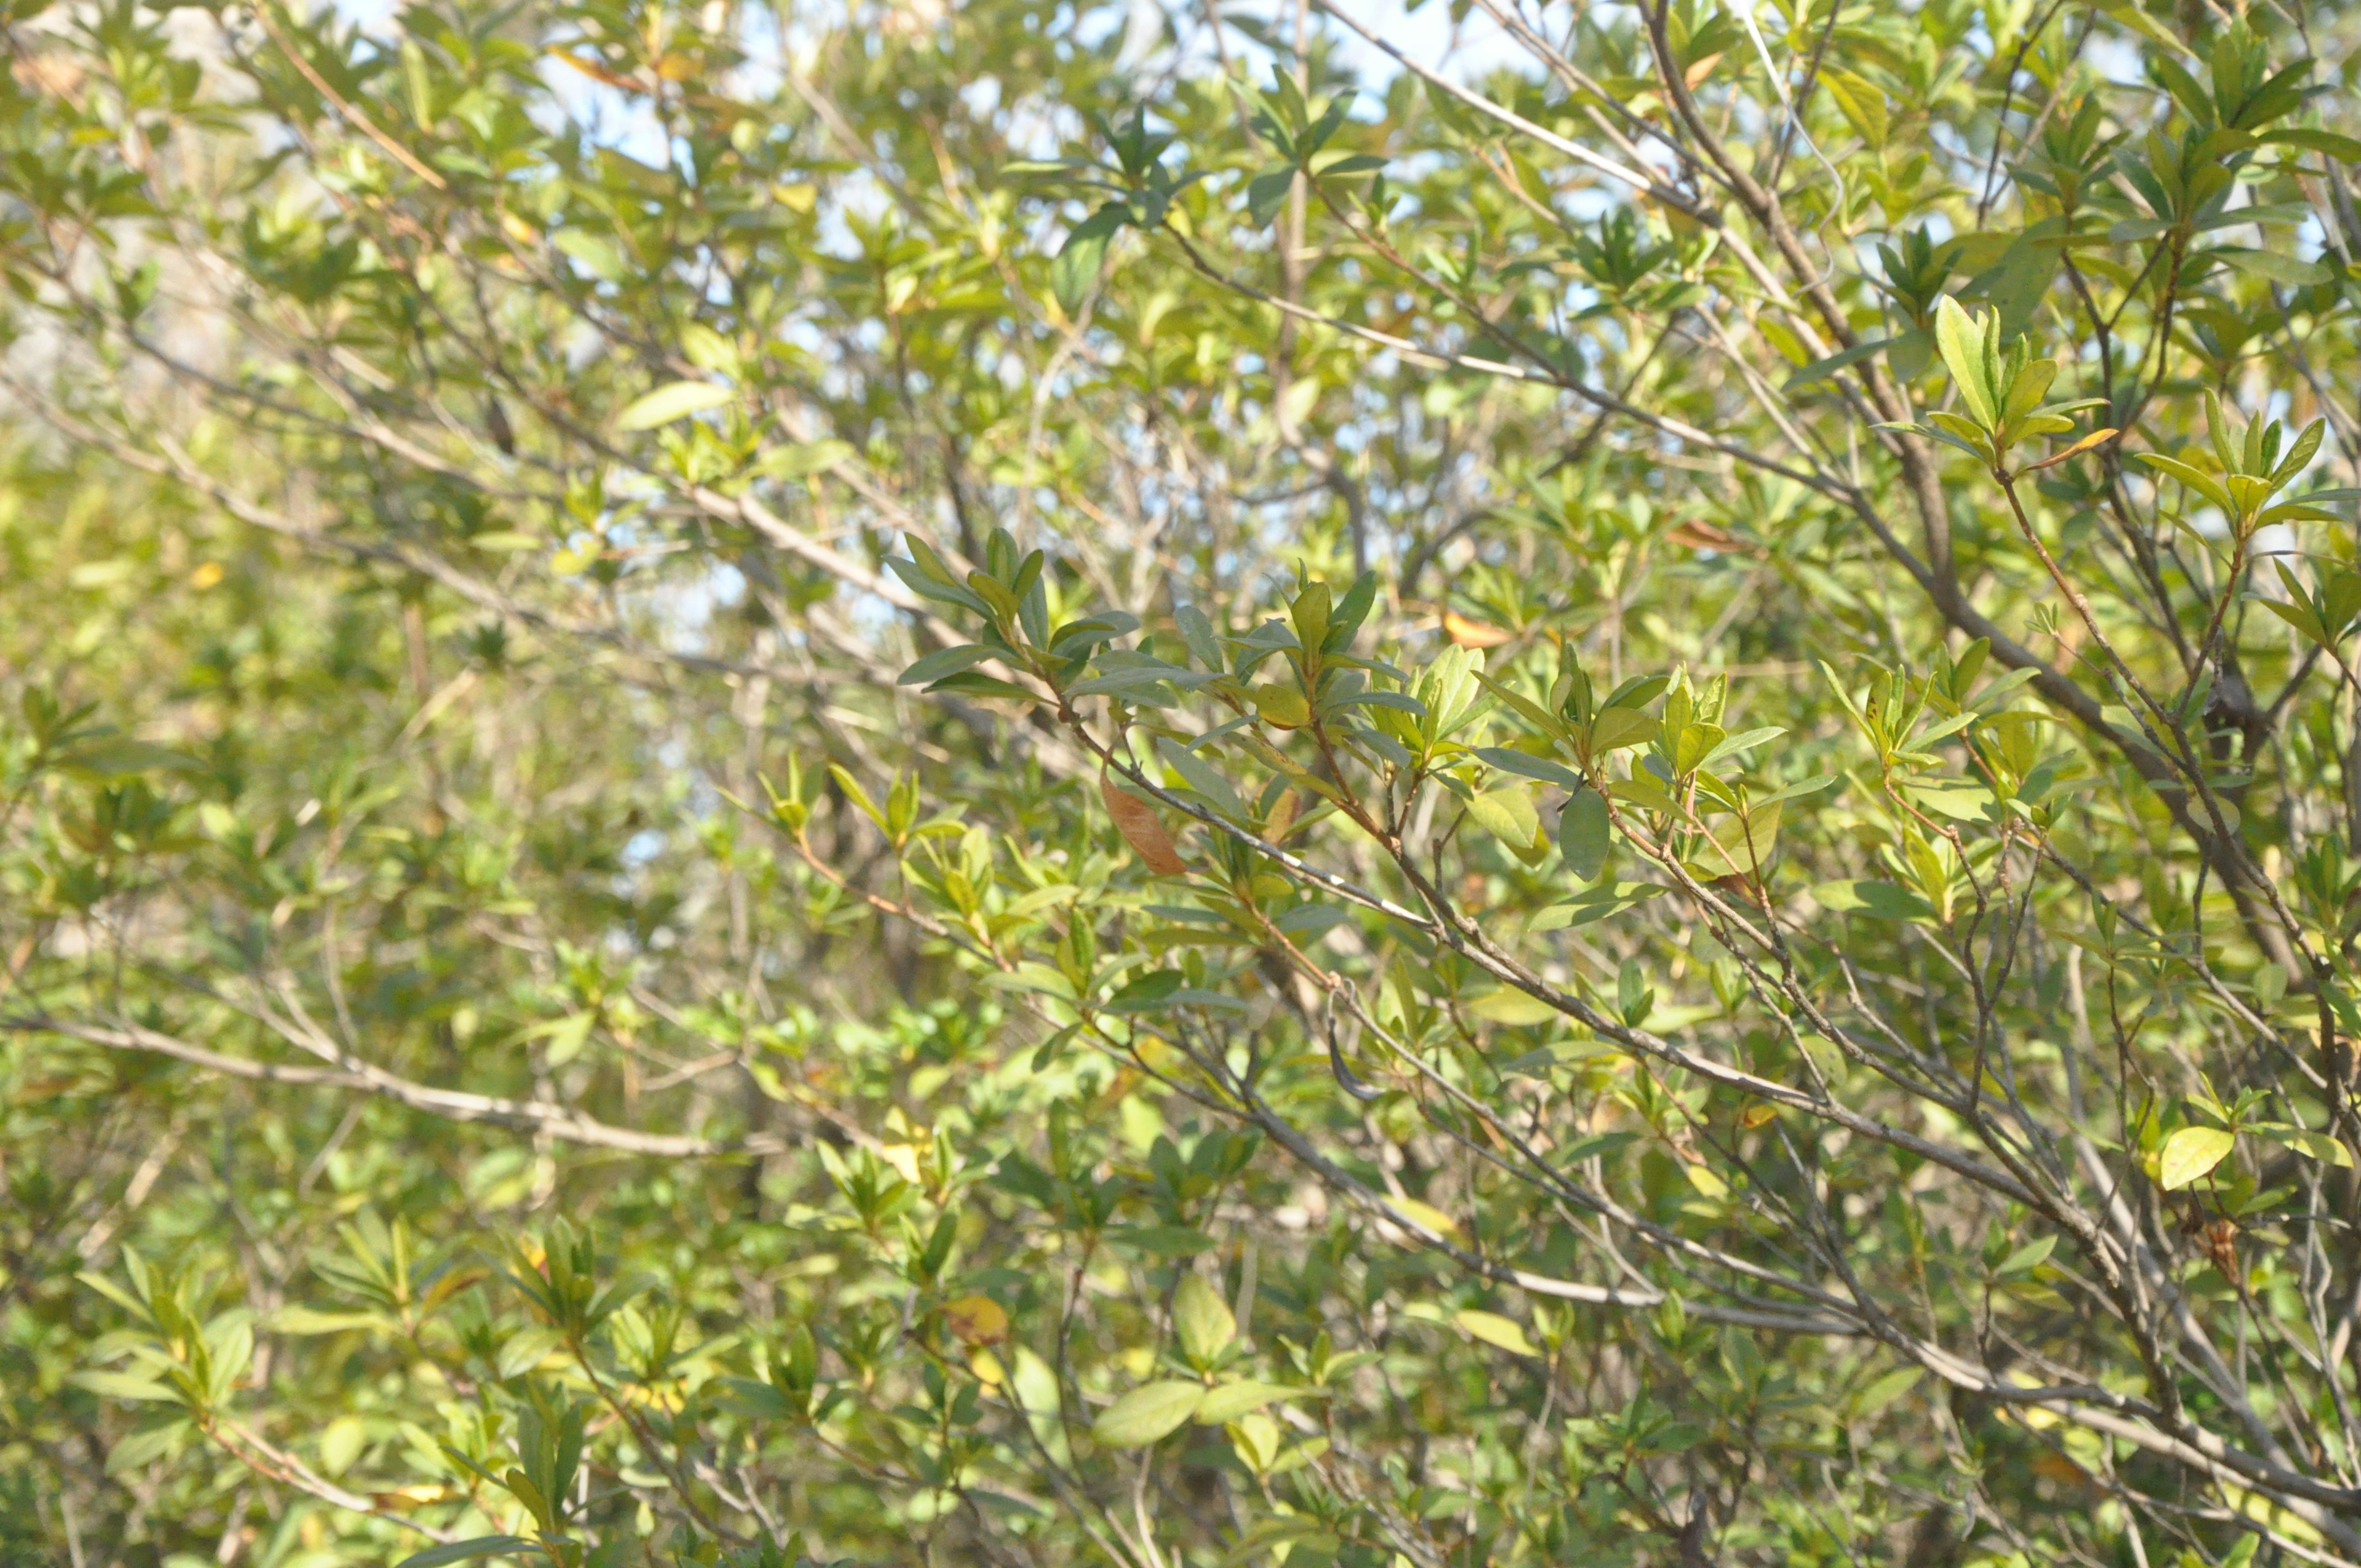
[9,0,2361,1562]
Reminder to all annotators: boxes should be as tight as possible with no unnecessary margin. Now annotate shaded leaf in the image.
[1091,1380,1205,1447]
[394,1538,540,1568]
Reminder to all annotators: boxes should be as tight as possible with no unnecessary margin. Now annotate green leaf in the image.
[57,737,202,777]
[1698,726,1784,770]
[2257,594,2330,647]
[1474,746,1583,790]
[1157,737,1249,821]
[1902,779,1995,822]
[70,1369,178,1402]
[108,1417,195,1475]
[267,1306,381,1335]
[1052,204,1126,316]
[2134,452,2234,511]
[1530,880,1667,930]
[1995,1235,2057,1277]
[2264,127,2361,162]
[496,1325,565,1380]
[1194,1379,1305,1423]
[1453,1309,1538,1356]
[1559,786,1610,882]
[1473,670,1569,741]
[1469,989,1562,1026]
[1689,802,1780,879]
[1173,1272,1235,1365]
[1932,298,1993,427]
[1782,338,1890,389]
[927,673,1039,702]
[2258,1125,2354,1168]
[1465,786,1540,849]
[394,1537,540,1568]
[1105,970,1185,1013]
[2213,247,2332,286]
[552,229,625,281]
[1092,1380,1206,1446]
[1852,1366,1922,1417]
[616,381,731,431]
[2157,1126,2236,1190]
[1246,167,1297,226]
[1814,880,1935,921]
[1819,68,1888,149]
[1586,708,1658,753]
[898,645,995,685]
[1107,1225,1220,1257]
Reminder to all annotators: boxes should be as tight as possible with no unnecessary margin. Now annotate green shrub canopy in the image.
[8,1,2361,1564]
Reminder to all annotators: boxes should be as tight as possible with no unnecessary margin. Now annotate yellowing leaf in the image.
[1453,1309,1538,1356]
[2265,1125,2354,1168]
[1252,683,1311,729]
[2158,1126,2236,1191]
[1685,1163,1730,1199]
[1384,1197,1460,1237]
[942,1295,1009,1347]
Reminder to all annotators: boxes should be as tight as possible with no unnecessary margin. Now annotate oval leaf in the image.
[1101,775,1188,875]
[943,1294,1010,1347]
[1092,1379,1205,1447]
[1466,786,1540,849]
[1454,1309,1538,1357]
[1173,1273,1235,1364]
[1469,989,1561,1026]
[2158,1126,2236,1191]
[1560,786,1610,882]
[1384,1197,1460,1237]
[2272,1127,2353,1169]
[1195,1379,1305,1424]
[617,379,731,431]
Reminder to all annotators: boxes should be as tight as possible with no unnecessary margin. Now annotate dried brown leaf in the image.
[1102,774,1188,874]
[1442,611,1513,649]
[2023,427,2119,473]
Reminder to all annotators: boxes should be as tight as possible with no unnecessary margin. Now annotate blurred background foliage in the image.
[4,0,2361,1564]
